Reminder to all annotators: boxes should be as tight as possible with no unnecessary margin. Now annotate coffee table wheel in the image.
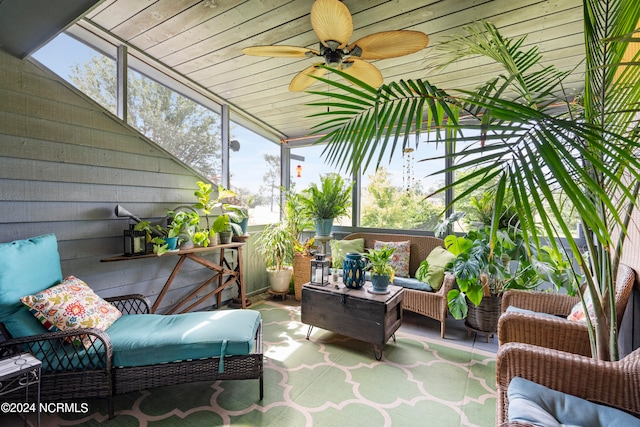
[373,344,383,360]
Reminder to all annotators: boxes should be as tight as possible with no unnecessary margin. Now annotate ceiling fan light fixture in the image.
[242,0,429,92]
[347,45,363,58]
[320,43,344,67]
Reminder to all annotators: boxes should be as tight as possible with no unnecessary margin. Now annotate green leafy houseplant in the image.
[135,209,200,255]
[255,221,296,293]
[365,245,395,293]
[365,246,395,277]
[283,189,314,245]
[307,1,640,360]
[299,173,352,234]
[193,181,247,241]
[255,222,295,273]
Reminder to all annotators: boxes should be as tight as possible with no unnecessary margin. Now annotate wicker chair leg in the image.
[108,397,114,419]
[259,375,264,400]
[440,321,446,339]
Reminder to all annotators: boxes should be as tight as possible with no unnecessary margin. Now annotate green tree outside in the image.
[70,57,222,180]
[361,167,442,230]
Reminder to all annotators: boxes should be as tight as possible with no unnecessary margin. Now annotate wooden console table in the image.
[101,243,245,313]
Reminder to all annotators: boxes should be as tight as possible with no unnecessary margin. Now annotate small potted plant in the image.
[365,245,396,293]
[172,209,201,249]
[299,173,352,237]
[135,210,197,256]
[193,181,246,245]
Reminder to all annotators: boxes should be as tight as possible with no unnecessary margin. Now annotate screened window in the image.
[289,144,351,227]
[229,120,281,225]
[33,33,117,114]
[359,135,445,230]
[126,68,222,181]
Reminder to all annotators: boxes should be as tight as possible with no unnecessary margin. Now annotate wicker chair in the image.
[498,263,635,357]
[496,342,640,426]
[342,233,455,338]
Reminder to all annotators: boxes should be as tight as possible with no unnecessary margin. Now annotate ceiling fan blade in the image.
[311,0,353,48]
[348,30,429,60]
[341,59,383,88]
[242,45,319,58]
[289,64,328,92]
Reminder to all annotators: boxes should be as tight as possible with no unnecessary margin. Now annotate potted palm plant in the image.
[255,221,296,293]
[308,3,640,360]
[365,245,395,294]
[299,173,352,236]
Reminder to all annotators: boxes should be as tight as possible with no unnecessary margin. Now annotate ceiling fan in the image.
[242,0,429,91]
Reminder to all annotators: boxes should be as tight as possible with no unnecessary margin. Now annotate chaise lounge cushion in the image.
[107,309,261,369]
[508,376,640,426]
[0,234,63,322]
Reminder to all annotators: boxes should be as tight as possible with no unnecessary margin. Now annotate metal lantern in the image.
[310,253,330,286]
[123,227,147,256]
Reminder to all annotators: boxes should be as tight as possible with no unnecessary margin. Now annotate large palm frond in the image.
[308,5,640,360]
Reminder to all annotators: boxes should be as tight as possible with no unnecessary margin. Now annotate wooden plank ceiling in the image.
[77,0,585,143]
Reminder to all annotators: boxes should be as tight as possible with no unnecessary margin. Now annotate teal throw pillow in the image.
[417,246,456,290]
[330,238,365,268]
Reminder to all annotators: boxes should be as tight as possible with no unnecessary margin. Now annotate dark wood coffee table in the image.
[301,281,404,360]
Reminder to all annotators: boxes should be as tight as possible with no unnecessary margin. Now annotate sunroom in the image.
[1,1,639,425]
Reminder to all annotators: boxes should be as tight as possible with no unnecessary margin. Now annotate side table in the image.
[0,353,42,427]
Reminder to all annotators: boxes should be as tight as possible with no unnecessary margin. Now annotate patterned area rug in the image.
[43,301,496,426]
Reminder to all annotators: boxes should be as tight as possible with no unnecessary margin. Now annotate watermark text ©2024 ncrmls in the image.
[1,401,89,414]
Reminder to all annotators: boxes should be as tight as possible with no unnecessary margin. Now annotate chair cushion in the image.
[330,238,365,268]
[107,309,261,369]
[420,246,456,290]
[21,276,122,348]
[374,240,410,277]
[393,276,433,292]
[508,376,640,426]
[567,291,594,323]
[505,306,561,319]
[0,234,63,322]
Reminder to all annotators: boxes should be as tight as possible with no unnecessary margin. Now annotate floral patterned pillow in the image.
[21,276,122,348]
[567,291,595,323]
[374,240,411,278]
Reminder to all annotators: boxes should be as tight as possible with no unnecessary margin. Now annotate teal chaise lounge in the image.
[0,234,263,418]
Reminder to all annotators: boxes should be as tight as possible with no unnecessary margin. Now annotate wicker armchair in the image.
[496,342,640,425]
[498,263,635,357]
[343,233,454,338]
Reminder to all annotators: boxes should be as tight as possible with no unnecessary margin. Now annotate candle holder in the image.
[123,226,147,256]
[310,253,330,286]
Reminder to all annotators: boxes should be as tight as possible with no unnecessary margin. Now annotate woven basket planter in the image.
[465,294,501,333]
[293,254,312,301]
